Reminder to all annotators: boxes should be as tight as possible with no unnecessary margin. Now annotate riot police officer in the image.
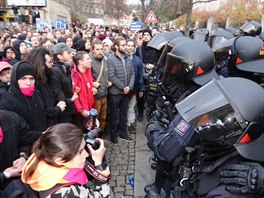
[145,39,219,197]
[240,20,262,37]
[171,77,264,197]
[226,36,264,85]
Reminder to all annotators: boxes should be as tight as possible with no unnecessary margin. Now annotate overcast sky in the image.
[126,0,141,5]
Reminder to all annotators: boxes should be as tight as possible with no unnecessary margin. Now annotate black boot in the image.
[144,183,160,195]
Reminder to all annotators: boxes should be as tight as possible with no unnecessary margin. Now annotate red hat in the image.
[0,62,11,73]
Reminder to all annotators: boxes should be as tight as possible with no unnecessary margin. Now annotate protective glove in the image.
[150,110,170,127]
[220,162,264,195]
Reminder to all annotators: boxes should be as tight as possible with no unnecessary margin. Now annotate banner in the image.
[55,20,67,30]
[7,0,46,6]
[36,18,51,32]
[130,21,142,32]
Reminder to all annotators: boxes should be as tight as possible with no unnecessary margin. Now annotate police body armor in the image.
[171,77,264,198]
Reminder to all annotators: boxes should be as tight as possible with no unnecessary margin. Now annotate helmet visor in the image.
[158,44,173,66]
[193,105,242,141]
[162,53,194,84]
[240,21,258,35]
[211,36,229,52]
[176,79,244,141]
[147,34,169,50]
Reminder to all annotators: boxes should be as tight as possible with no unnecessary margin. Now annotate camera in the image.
[84,128,101,150]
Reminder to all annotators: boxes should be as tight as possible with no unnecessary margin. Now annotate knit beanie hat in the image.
[16,62,36,80]
[102,38,113,47]
[142,28,152,37]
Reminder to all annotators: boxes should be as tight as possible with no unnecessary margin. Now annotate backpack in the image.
[2,179,39,198]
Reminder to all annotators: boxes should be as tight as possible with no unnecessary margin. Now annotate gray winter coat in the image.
[108,53,135,95]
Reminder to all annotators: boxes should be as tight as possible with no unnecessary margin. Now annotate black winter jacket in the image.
[0,110,42,189]
[35,68,63,127]
[0,63,48,131]
[0,82,9,99]
[50,61,76,122]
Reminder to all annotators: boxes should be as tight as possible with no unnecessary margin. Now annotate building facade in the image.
[1,0,106,26]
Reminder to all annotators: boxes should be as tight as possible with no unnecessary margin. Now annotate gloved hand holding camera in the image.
[220,162,264,195]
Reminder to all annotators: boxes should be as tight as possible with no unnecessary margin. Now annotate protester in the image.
[51,42,78,123]
[72,51,97,129]
[108,37,135,144]
[126,39,145,133]
[90,39,109,134]
[26,47,66,126]
[2,46,15,63]
[0,62,12,99]
[0,61,48,131]
[22,123,110,197]
[0,110,42,197]
[9,40,28,65]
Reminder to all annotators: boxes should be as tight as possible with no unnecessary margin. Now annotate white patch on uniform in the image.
[87,82,90,88]
[175,119,190,137]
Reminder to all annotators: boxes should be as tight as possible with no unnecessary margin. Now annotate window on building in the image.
[95,6,99,14]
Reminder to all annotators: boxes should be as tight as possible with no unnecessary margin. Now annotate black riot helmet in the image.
[176,77,264,161]
[163,39,219,85]
[190,28,209,42]
[147,31,184,51]
[258,32,264,42]
[227,36,264,74]
[158,36,191,66]
[226,27,241,37]
[240,20,262,36]
[207,28,234,52]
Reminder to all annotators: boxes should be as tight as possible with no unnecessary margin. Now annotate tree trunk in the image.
[185,0,193,36]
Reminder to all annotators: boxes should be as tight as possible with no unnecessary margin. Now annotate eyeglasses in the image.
[6,51,14,54]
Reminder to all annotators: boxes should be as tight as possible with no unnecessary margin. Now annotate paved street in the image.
[104,117,155,197]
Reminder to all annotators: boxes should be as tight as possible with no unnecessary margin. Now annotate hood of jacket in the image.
[12,40,24,61]
[21,154,70,191]
[3,46,13,58]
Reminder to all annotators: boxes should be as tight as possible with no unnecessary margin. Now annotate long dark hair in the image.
[26,47,50,84]
[24,123,83,181]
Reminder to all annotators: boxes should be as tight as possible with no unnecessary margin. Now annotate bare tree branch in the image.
[193,0,218,5]
[160,0,178,12]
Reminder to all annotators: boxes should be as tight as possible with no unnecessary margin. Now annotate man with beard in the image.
[135,28,160,121]
[108,37,135,144]
[90,39,110,135]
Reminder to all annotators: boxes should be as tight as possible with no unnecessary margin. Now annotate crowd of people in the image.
[0,23,152,197]
[0,19,263,198]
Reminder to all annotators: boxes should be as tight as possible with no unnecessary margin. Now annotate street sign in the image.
[145,10,158,23]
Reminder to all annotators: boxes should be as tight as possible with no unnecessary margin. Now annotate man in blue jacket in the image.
[126,39,145,133]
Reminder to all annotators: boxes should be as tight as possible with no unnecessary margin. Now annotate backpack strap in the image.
[95,60,104,83]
